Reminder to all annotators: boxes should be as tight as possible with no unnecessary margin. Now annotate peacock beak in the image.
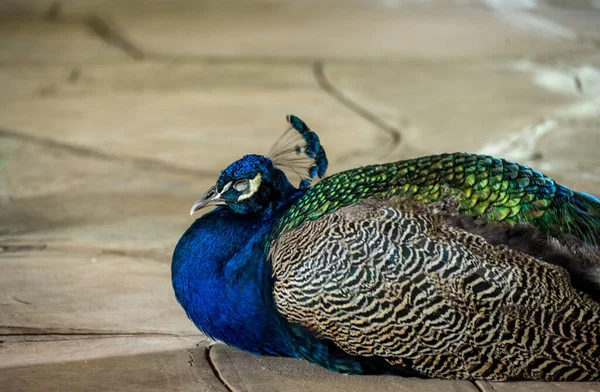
[189,186,225,216]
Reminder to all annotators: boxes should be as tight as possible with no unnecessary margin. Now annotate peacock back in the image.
[273,153,600,247]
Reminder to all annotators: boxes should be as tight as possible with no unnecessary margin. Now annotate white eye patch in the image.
[237,173,262,201]
[234,180,249,192]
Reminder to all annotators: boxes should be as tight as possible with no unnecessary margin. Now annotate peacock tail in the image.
[270,199,600,380]
[272,153,600,247]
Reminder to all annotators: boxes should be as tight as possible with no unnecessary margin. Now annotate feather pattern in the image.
[270,198,600,380]
[271,153,600,247]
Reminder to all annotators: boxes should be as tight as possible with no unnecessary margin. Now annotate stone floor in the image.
[1,0,600,391]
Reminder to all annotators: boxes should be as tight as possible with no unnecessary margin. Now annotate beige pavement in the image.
[1,0,600,391]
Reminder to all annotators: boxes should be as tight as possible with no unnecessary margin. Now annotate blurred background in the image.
[1,1,600,391]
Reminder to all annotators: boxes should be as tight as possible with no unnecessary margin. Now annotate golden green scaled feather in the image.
[273,153,600,246]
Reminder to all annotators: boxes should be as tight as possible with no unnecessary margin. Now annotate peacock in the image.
[172,115,600,381]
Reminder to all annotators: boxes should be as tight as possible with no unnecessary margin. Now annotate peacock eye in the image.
[233,179,249,192]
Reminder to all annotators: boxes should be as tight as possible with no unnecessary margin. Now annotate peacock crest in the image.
[266,115,328,189]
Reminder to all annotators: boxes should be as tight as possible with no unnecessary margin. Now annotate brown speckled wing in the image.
[270,198,600,381]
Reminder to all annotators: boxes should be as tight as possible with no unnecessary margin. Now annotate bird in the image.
[172,115,600,381]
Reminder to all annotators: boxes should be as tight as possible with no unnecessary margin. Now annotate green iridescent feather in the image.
[272,153,600,245]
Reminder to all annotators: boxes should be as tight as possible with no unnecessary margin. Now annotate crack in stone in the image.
[188,348,195,367]
[2,333,204,345]
[574,74,584,94]
[68,67,82,83]
[0,127,214,178]
[0,326,188,336]
[97,247,171,263]
[0,242,173,266]
[478,119,555,163]
[45,1,61,21]
[0,326,202,338]
[0,244,47,253]
[473,380,487,392]
[312,60,402,163]
[86,15,145,60]
[10,296,33,306]
[206,344,235,392]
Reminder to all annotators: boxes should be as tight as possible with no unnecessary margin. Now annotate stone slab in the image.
[91,1,591,60]
[1,0,582,60]
[0,250,199,334]
[0,0,56,17]
[0,337,226,392]
[476,380,600,392]
[534,119,600,194]
[0,21,131,65]
[2,1,598,62]
[0,61,390,176]
[322,59,574,157]
[0,61,316,100]
[0,135,205,254]
[210,344,479,392]
[534,5,600,42]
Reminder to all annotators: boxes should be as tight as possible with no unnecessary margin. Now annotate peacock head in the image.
[189,115,328,217]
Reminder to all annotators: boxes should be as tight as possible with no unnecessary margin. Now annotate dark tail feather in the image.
[562,189,600,247]
[446,215,600,302]
[549,189,600,300]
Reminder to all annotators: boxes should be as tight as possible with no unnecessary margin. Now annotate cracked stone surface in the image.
[0,337,225,392]
[0,136,203,254]
[475,380,600,392]
[2,0,600,391]
[56,0,593,59]
[0,20,132,65]
[210,344,479,392]
[0,250,198,334]
[0,62,390,176]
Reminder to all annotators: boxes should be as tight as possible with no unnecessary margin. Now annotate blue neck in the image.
[171,189,303,356]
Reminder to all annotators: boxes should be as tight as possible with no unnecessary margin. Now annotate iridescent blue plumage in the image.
[172,208,291,355]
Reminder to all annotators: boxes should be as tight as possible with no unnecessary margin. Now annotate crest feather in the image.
[266,115,328,189]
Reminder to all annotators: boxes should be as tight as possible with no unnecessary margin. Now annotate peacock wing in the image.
[273,154,600,246]
[269,198,600,381]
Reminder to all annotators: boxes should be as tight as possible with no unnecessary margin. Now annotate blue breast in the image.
[171,206,298,356]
